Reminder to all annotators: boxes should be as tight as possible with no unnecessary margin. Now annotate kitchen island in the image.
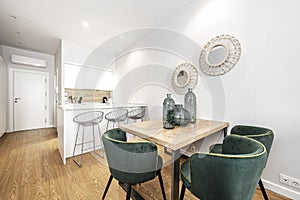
[57,103,146,164]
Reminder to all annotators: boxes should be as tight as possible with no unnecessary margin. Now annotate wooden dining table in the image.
[119,119,229,200]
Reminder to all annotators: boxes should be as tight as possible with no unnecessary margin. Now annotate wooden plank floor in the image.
[0,128,290,200]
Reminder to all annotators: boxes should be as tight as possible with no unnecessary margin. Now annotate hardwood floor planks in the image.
[0,128,290,200]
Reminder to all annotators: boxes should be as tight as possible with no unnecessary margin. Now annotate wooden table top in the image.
[119,119,229,151]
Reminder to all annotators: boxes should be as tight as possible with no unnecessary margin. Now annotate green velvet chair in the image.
[210,125,274,200]
[180,134,267,200]
[101,128,166,200]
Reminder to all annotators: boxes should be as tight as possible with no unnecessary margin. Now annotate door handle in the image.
[14,97,21,103]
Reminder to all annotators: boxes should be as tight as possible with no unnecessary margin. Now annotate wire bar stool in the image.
[127,107,146,123]
[105,109,128,130]
[72,111,104,167]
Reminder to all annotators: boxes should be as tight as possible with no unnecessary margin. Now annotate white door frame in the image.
[0,56,6,137]
[8,67,50,132]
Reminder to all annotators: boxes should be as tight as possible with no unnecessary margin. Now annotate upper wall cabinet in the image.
[64,63,114,90]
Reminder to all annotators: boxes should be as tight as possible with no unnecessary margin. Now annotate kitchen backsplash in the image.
[65,88,111,103]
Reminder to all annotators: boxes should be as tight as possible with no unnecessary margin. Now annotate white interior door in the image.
[14,71,47,131]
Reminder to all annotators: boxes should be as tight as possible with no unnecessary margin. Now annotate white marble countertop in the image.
[58,103,147,110]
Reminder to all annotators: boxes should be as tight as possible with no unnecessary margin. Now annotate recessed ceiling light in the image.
[17,42,23,45]
[82,21,89,28]
[9,15,16,19]
[14,31,21,35]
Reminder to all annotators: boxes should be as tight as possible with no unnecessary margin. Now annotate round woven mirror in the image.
[172,63,198,95]
[199,35,241,76]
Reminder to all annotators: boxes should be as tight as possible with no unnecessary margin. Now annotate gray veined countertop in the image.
[58,103,147,110]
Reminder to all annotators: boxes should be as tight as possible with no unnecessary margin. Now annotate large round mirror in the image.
[207,45,228,66]
[172,63,198,95]
[199,35,241,76]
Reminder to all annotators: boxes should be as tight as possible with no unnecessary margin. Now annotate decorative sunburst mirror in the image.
[199,35,241,76]
[171,63,198,95]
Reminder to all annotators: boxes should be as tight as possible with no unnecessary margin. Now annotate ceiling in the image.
[0,0,192,55]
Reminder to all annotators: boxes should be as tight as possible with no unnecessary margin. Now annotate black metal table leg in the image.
[224,127,228,137]
[171,149,181,200]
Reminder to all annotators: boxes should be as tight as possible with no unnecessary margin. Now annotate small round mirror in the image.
[172,63,198,95]
[176,70,189,87]
[207,45,227,66]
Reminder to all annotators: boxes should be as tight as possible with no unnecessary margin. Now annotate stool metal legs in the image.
[106,121,110,130]
[105,121,125,130]
[94,124,104,158]
[73,123,104,167]
[73,124,84,167]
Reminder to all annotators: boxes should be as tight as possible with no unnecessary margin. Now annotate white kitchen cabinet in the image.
[97,70,114,91]
[64,63,114,90]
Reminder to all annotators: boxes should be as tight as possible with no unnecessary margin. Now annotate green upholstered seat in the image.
[210,125,274,200]
[101,128,166,200]
[180,134,268,200]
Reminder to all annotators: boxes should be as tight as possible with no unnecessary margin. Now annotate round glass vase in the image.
[163,94,175,129]
[174,104,191,126]
[184,88,196,123]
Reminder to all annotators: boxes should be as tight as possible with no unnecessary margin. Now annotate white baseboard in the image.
[5,126,56,133]
[46,125,56,128]
[262,179,300,200]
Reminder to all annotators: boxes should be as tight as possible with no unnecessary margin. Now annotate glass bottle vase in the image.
[163,94,175,129]
[174,104,191,126]
[184,88,196,123]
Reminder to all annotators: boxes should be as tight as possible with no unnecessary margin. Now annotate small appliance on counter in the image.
[103,97,110,105]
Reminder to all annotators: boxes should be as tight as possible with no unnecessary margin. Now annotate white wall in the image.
[62,40,94,65]
[113,0,300,198]
[114,49,214,120]
[55,40,63,105]
[165,1,300,198]
[1,45,55,130]
[0,50,7,137]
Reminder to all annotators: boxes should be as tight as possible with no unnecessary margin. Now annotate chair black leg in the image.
[126,184,131,200]
[259,178,269,200]
[102,175,113,200]
[180,183,186,200]
[158,171,167,200]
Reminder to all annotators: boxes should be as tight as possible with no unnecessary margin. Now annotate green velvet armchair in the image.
[210,125,274,200]
[101,128,166,200]
[180,134,267,200]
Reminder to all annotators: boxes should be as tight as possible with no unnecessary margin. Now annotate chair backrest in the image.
[102,128,159,184]
[231,125,274,157]
[128,108,146,119]
[105,109,128,122]
[73,111,104,126]
[189,134,267,200]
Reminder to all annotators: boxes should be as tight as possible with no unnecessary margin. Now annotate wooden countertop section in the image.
[119,119,229,151]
